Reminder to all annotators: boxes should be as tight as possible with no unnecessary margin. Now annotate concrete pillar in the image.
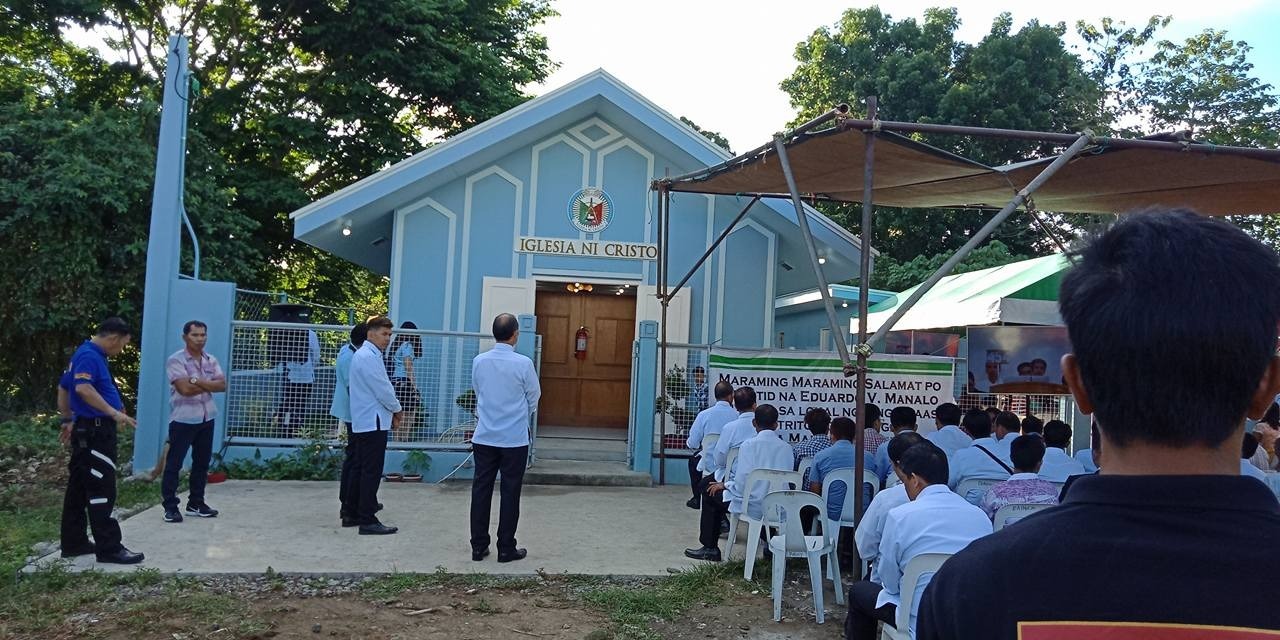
[516,314,537,360]
[631,320,658,474]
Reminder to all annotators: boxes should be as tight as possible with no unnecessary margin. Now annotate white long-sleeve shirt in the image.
[286,329,321,384]
[686,401,738,472]
[710,412,756,481]
[876,484,992,635]
[926,425,972,458]
[854,483,910,582]
[723,429,795,517]
[349,342,402,433]
[1038,446,1086,482]
[470,343,541,448]
[948,437,1013,490]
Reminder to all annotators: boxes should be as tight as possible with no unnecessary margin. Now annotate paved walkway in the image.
[31,481,709,576]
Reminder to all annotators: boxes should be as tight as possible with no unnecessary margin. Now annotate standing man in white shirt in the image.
[685,380,737,509]
[348,316,402,535]
[845,442,991,640]
[925,403,971,457]
[469,313,541,564]
[280,327,321,437]
[161,320,227,523]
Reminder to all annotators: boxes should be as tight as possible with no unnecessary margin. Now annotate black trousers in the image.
[349,429,388,524]
[338,423,359,517]
[846,579,897,640]
[470,443,528,553]
[687,454,702,500]
[161,420,214,511]
[697,476,729,549]
[61,418,123,553]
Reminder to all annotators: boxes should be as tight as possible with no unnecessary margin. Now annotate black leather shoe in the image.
[497,548,527,563]
[376,502,384,512]
[683,547,722,562]
[472,547,490,561]
[358,522,398,535]
[97,547,144,564]
[686,496,701,509]
[60,543,96,558]
[341,517,358,528]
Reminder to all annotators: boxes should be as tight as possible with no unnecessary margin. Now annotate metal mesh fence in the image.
[225,321,490,449]
[656,344,713,455]
[234,289,365,326]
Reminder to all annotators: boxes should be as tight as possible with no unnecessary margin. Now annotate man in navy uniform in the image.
[60,317,144,564]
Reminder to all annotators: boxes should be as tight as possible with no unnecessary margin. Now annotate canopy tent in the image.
[861,254,1069,333]
[648,98,1280,522]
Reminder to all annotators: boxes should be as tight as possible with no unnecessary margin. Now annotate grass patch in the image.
[361,567,541,600]
[579,561,766,639]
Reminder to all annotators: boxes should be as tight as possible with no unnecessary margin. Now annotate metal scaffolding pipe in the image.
[851,97,877,561]
[668,196,761,300]
[658,187,671,485]
[865,133,1096,347]
[773,136,852,366]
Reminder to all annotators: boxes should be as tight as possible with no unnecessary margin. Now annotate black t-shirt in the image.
[917,474,1280,640]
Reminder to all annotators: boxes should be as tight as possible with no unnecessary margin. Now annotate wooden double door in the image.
[535,291,636,428]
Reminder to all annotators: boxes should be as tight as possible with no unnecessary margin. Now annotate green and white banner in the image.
[709,349,956,444]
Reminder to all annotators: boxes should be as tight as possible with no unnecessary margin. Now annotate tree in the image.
[679,116,733,155]
[870,240,1028,291]
[1074,15,1171,135]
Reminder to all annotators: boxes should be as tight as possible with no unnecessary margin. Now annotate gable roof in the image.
[288,69,865,285]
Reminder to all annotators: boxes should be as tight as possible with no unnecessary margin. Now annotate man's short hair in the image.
[1263,403,1280,427]
[97,317,132,337]
[890,405,918,429]
[692,365,705,374]
[1010,435,1047,472]
[713,380,733,400]
[804,407,832,435]
[888,431,926,465]
[995,411,1021,434]
[350,323,368,348]
[183,320,207,335]
[899,442,949,486]
[733,386,756,411]
[962,408,993,439]
[1021,415,1045,434]
[1060,209,1280,448]
[864,403,882,426]
[1043,420,1072,448]
[935,402,962,426]
[492,313,519,341]
[754,404,779,429]
[366,315,394,331]
[1243,432,1261,459]
[830,416,855,441]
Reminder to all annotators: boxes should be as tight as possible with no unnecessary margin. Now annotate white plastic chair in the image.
[796,456,814,484]
[885,469,902,488]
[700,432,721,453]
[992,502,1055,531]
[955,477,1003,506]
[810,469,880,580]
[727,468,802,579]
[761,490,842,623]
[880,552,952,640]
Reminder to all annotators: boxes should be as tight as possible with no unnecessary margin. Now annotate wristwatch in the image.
[189,376,199,385]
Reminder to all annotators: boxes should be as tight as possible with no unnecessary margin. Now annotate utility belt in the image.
[74,416,118,427]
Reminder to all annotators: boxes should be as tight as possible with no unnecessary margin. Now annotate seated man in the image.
[989,411,1021,462]
[845,442,991,640]
[1039,419,1086,482]
[947,409,1011,504]
[792,407,832,486]
[871,406,918,485]
[1241,432,1268,482]
[685,403,792,562]
[918,210,1280,638]
[1021,414,1044,437]
[925,402,971,457]
[809,417,856,518]
[708,386,759,482]
[684,380,738,509]
[980,435,1059,520]
[854,431,925,583]
[862,403,886,454]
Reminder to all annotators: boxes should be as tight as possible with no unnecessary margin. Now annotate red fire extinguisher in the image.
[575,326,589,360]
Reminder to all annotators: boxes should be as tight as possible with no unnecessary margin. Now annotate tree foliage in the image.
[679,116,733,155]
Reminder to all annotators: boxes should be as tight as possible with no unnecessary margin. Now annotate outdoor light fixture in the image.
[842,301,849,308]
[341,222,352,236]
[566,282,593,294]
[818,257,826,265]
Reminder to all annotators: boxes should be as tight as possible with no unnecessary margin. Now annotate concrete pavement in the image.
[30,480,711,576]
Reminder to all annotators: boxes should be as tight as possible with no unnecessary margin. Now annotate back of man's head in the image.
[1010,435,1047,473]
[888,431,926,465]
[935,402,962,427]
[754,404,779,431]
[889,405,918,431]
[864,403,882,427]
[733,386,757,412]
[1060,209,1280,451]
[995,411,1021,436]
[962,408,993,439]
[713,380,734,401]
[1043,420,1072,448]
[492,313,519,342]
[350,323,368,348]
[899,442,949,486]
[1021,415,1044,434]
[97,317,132,338]
[1243,432,1261,460]
[830,417,856,441]
[805,407,832,435]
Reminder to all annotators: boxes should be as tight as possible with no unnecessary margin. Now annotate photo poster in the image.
[883,330,961,357]
[708,349,956,444]
[966,326,1072,395]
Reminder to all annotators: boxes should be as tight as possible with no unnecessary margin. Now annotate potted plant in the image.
[402,450,431,482]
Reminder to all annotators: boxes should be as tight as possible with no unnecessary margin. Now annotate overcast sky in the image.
[532,0,1280,152]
